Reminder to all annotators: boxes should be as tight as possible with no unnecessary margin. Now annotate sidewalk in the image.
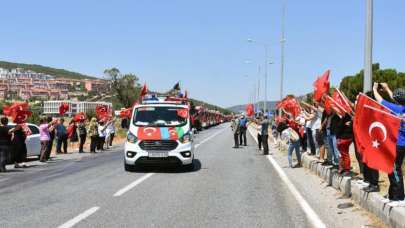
[248,124,405,228]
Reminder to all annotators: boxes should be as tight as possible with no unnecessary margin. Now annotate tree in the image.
[339,63,405,101]
[104,68,141,108]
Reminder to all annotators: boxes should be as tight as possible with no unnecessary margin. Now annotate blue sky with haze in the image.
[0,0,404,107]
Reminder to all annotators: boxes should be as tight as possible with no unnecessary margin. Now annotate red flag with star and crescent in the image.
[137,127,162,140]
[353,94,400,173]
[313,70,330,102]
[332,89,353,115]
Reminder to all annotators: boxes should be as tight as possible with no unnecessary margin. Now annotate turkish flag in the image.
[313,70,330,102]
[140,83,148,97]
[12,109,32,124]
[3,102,29,117]
[73,112,87,122]
[246,104,254,117]
[333,89,353,114]
[353,94,391,158]
[283,98,301,118]
[96,105,109,120]
[59,103,69,115]
[119,108,132,119]
[137,127,162,140]
[324,95,345,117]
[353,95,400,173]
[176,108,189,119]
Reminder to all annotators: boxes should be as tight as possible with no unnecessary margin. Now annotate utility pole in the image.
[279,0,286,117]
[264,45,268,114]
[257,65,260,112]
[363,0,373,93]
[280,0,286,101]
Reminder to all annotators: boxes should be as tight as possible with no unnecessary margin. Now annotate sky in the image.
[0,0,404,108]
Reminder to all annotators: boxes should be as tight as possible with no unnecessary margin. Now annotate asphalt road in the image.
[0,124,374,228]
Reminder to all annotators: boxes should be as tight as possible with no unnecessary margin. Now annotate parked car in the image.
[6,123,41,163]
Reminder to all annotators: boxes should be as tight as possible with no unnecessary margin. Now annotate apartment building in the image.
[0,68,111,100]
[43,100,113,115]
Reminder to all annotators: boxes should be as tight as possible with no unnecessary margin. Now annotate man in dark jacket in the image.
[239,115,248,146]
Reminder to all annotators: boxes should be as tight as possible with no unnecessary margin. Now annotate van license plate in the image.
[148,151,168,158]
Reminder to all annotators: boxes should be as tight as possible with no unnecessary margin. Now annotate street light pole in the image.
[264,45,268,114]
[363,0,373,93]
[280,0,286,101]
[257,65,261,112]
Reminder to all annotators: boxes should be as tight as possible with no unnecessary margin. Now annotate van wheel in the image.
[124,163,136,172]
[184,160,194,171]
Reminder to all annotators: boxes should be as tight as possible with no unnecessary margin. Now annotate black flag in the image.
[173,82,180,91]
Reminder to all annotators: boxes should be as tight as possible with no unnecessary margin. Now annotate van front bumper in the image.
[124,140,194,166]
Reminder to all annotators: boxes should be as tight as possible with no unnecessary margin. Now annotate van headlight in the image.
[127,132,138,144]
[180,133,191,144]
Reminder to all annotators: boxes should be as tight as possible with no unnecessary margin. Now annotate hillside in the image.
[0,60,98,80]
[227,101,278,114]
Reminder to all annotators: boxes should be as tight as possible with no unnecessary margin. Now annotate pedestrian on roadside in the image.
[106,119,116,148]
[77,119,87,153]
[256,117,263,150]
[56,118,68,154]
[0,117,12,172]
[231,115,240,148]
[121,117,129,129]
[11,124,28,168]
[45,116,56,160]
[320,110,330,165]
[283,120,302,168]
[302,104,320,156]
[374,82,405,205]
[97,120,107,151]
[239,115,248,146]
[326,109,341,167]
[67,120,78,150]
[260,115,270,155]
[88,117,99,153]
[335,113,353,176]
[39,117,55,162]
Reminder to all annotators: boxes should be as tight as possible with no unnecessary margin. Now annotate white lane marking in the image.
[57,206,100,228]
[195,127,228,149]
[113,173,155,197]
[112,126,226,197]
[248,128,326,228]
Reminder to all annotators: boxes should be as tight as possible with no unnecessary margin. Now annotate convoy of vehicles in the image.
[191,106,229,131]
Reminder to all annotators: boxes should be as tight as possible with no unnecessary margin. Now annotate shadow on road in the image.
[129,159,202,173]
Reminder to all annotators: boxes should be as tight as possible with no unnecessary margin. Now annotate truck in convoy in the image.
[124,95,194,171]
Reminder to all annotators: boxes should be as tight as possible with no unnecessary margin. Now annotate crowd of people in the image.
[0,115,117,173]
[234,82,405,207]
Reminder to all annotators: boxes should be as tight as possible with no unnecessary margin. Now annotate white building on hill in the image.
[43,101,113,115]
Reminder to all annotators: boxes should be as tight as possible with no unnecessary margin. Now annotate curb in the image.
[248,125,405,228]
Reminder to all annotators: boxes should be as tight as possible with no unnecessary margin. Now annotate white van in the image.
[124,98,195,171]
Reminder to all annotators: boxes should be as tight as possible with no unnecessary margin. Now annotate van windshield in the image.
[133,106,188,127]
